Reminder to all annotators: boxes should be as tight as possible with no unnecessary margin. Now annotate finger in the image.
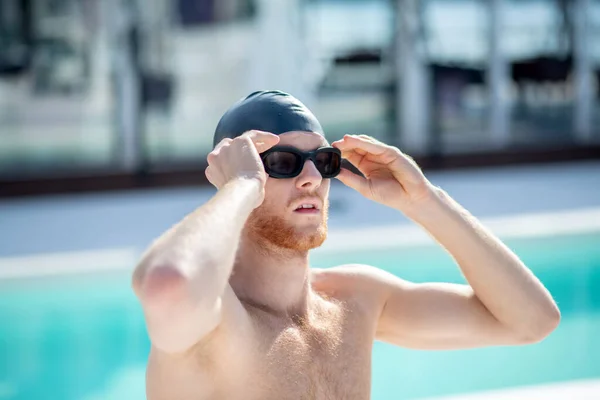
[332,134,366,148]
[209,139,232,163]
[336,135,387,154]
[335,168,371,197]
[244,130,280,152]
[207,138,228,163]
[334,135,397,162]
[207,151,217,165]
[205,166,217,187]
[340,149,392,177]
[340,149,366,170]
[213,138,232,152]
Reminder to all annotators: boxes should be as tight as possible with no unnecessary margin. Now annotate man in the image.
[132,90,560,400]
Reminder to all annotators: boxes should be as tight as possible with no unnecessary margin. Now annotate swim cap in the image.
[213,90,324,148]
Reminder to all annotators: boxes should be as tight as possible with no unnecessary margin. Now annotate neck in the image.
[230,234,313,319]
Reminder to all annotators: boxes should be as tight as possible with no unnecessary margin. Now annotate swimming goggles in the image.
[260,146,342,179]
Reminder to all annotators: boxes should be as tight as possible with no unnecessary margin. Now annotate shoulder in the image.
[311,264,403,288]
[311,264,407,310]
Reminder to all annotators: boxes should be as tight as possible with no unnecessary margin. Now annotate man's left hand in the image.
[332,134,436,214]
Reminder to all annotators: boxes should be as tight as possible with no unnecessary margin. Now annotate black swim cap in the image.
[213,90,324,148]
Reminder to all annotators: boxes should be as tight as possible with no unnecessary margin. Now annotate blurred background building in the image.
[1,0,599,195]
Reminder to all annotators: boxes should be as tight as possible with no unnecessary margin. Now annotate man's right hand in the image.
[205,130,280,207]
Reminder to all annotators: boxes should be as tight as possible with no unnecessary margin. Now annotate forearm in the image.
[133,178,261,307]
[408,188,560,337]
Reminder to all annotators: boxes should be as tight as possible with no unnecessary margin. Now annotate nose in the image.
[295,160,322,190]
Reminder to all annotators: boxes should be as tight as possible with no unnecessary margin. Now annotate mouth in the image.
[293,200,321,214]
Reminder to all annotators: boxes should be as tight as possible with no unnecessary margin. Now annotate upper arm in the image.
[133,266,250,354]
[339,265,523,350]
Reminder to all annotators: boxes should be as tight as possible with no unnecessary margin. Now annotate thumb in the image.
[336,168,371,197]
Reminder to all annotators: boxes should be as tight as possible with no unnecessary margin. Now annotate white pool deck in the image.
[424,379,600,400]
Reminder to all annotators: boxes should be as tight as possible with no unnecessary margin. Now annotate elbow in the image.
[133,263,223,353]
[135,265,191,310]
[517,304,561,344]
[134,261,220,314]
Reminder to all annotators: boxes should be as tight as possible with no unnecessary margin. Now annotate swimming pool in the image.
[1,231,599,400]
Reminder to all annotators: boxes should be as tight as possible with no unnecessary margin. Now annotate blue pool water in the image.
[0,232,599,400]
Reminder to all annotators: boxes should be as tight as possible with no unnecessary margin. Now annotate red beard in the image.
[245,203,328,252]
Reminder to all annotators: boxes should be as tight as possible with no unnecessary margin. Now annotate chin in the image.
[294,226,328,250]
[246,212,328,252]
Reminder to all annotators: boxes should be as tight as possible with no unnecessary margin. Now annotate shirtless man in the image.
[132,90,560,400]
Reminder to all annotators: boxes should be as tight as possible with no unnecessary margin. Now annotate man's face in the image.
[245,131,331,252]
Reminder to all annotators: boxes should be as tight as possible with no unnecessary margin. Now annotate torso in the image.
[145,267,382,400]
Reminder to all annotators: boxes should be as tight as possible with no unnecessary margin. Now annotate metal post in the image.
[573,0,593,142]
[108,0,143,171]
[488,0,509,147]
[396,0,429,154]
[251,0,314,107]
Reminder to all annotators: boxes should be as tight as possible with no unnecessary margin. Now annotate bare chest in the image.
[245,305,374,399]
